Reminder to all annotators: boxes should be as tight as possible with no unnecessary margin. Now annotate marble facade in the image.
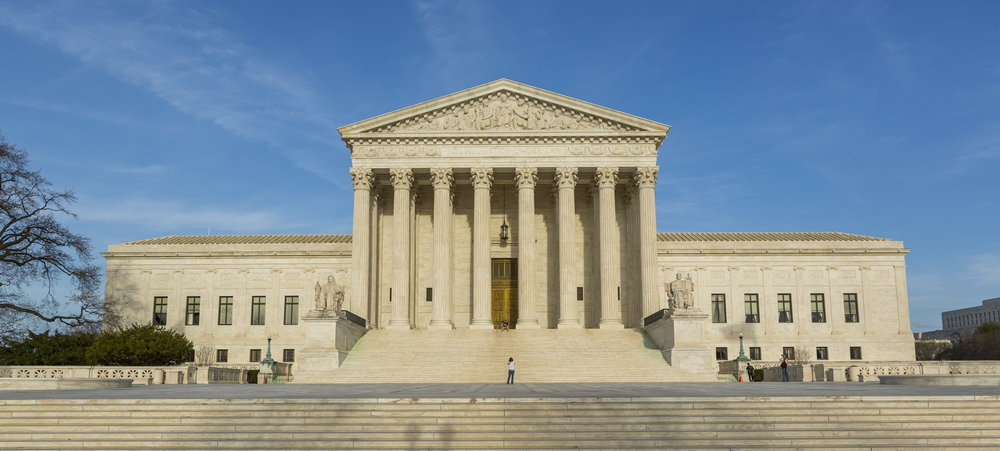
[102,80,916,376]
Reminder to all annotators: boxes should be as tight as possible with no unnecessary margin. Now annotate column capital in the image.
[514,167,538,189]
[389,168,413,190]
[349,167,375,190]
[594,166,619,188]
[470,167,493,189]
[429,167,454,190]
[554,167,578,189]
[635,166,659,188]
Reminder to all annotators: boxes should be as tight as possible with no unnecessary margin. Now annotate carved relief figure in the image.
[392,91,624,132]
[668,273,695,309]
[314,275,345,312]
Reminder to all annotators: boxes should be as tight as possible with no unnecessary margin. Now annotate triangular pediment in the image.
[338,79,670,137]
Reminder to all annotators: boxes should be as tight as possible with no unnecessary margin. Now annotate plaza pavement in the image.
[2,382,999,401]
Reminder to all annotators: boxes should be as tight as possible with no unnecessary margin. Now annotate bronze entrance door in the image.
[491,258,518,329]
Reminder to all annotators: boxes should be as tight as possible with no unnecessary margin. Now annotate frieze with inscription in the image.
[352,144,656,159]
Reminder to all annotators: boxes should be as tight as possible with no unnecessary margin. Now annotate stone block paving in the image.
[2,382,1000,401]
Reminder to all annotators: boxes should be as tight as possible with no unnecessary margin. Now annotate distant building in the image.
[942,297,1000,332]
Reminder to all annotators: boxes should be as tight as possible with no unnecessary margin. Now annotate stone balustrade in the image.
[719,360,1000,382]
[0,365,253,385]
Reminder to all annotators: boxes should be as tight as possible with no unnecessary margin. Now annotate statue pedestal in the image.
[294,310,367,383]
[643,308,715,378]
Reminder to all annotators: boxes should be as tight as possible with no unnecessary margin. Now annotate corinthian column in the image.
[515,167,540,329]
[636,166,660,317]
[428,168,454,330]
[596,166,623,329]
[349,167,374,319]
[386,168,413,330]
[469,167,494,329]
[555,167,582,329]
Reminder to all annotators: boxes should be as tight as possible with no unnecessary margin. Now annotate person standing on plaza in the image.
[779,354,790,382]
[746,362,755,382]
[507,358,515,384]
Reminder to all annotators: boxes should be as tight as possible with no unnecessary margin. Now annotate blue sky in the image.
[0,1,998,332]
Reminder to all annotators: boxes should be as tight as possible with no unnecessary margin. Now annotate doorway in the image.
[491,258,518,329]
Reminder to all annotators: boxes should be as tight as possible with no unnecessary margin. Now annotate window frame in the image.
[283,296,299,326]
[778,293,793,323]
[218,296,233,326]
[844,293,859,323]
[153,297,168,325]
[749,347,761,361]
[810,293,826,323]
[816,347,829,360]
[782,346,795,361]
[249,349,261,363]
[711,294,727,323]
[185,296,201,326]
[850,346,862,360]
[251,296,266,325]
[715,347,728,361]
[282,349,295,363]
[216,349,228,363]
[744,293,760,323]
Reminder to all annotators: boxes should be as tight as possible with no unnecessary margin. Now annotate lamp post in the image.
[735,332,751,382]
[260,335,276,384]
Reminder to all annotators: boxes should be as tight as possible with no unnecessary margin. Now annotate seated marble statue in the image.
[668,273,694,309]
[314,275,345,312]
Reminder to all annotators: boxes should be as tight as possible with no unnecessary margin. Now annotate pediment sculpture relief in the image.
[373,91,635,133]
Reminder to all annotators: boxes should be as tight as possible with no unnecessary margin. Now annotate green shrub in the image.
[0,331,97,365]
[936,321,1000,361]
[86,323,193,366]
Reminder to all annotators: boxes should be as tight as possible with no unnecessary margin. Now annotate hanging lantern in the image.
[500,185,509,241]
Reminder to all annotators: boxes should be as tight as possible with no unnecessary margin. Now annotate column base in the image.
[469,319,495,330]
[599,321,624,329]
[385,319,413,330]
[557,319,583,329]
[515,318,541,329]
[427,319,454,330]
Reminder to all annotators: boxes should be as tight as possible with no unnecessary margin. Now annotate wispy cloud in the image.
[412,0,491,89]
[966,253,1000,285]
[105,164,169,174]
[77,197,297,234]
[0,1,342,180]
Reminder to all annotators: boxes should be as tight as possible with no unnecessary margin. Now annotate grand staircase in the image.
[325,328,713,383]
[2,397,999,449]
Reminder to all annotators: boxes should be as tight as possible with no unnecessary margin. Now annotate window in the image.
[778,294,793,323]
[217,349,228,363]
[218,296,233,326]
[810,294,826,323]
[577,287,583,301]
[850,347,862,360]
[426,287,433,303]
[284,296,299,325]
[715,347,728,361]
[283,349,295,362]
[249,349,261,362]
[186,349,195,363]
[711,294,726,323]
[844,293,859,323]
[782,347,795,361]
[744,294,760,323]
[251,296,266,325]
[816,347,829,360]
[749,347,761,360]
[153,297,168,325]
[185,296,201,326]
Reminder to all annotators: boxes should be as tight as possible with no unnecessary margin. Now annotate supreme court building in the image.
[103,80,916,379]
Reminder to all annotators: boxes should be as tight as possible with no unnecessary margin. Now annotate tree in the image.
[0,330,98,365]
[935,321,1000,361]
[0,130,102,345]
[86,323,193,366]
